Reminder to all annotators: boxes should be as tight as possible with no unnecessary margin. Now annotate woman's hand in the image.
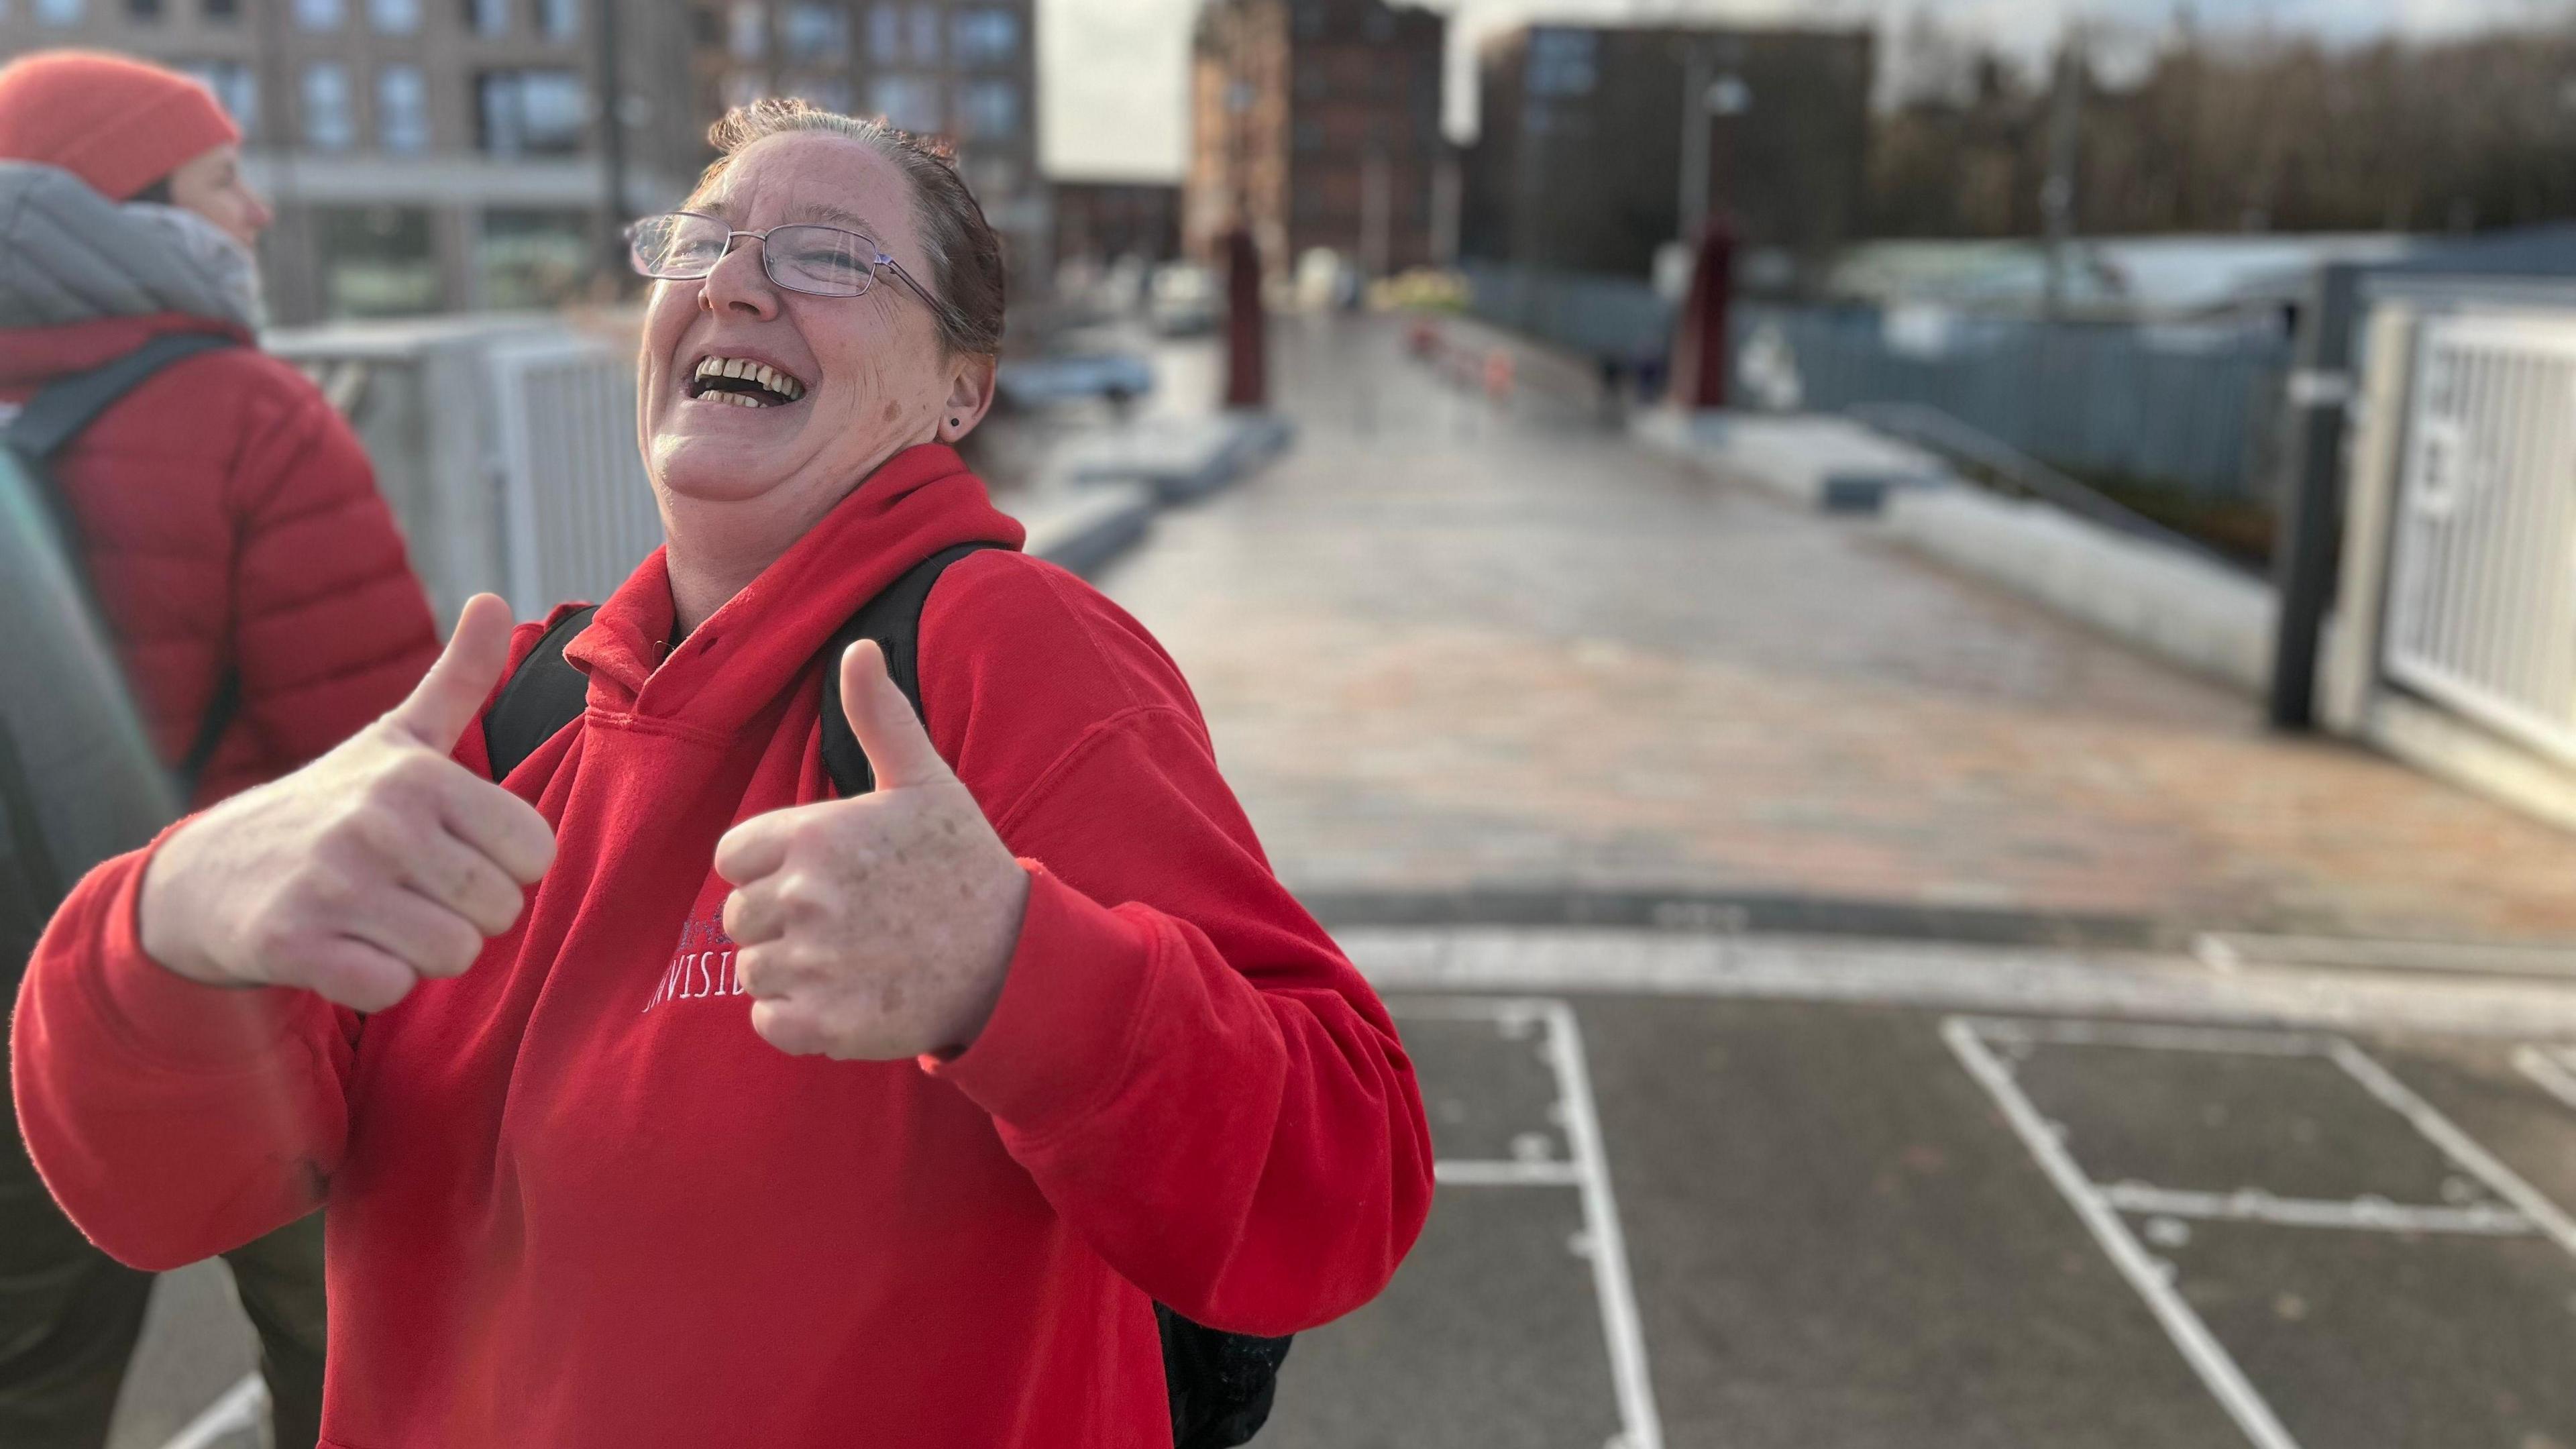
[137,594,558,1012]
[714,641,1030,1061]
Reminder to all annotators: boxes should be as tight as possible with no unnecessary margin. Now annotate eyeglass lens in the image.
[629,215,879,298]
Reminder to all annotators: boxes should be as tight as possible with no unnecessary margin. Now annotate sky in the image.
[1036,0,2566,181]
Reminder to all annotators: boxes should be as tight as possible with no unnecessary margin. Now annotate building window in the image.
[480,208,592,310]
[128,0,164,20]
[1526,29,1597,98]
[790,75,853,113]
[1291,0,1320,38]
[720,70,768,110]
[378,64,429,154]
[294,0,343,26]
[958,78,1016,138]
[867,74,939,133]
[782,2,847,62]
[317,205,442,317]
[204,0,239,17]
[727,0,767,60]
[867,2,900,62]
[466,0,507,35]
[478,68,587,156]
[538,0,575,38]
[34,0,83,22]
[951,7,1016,66]
[1364,7,1392,42]
[302,62,356,150]
[965,154,1016,201]
[906,2,940,63]
[1293,118,1322,153]
[179,60,258,136]
[368,0,417,31]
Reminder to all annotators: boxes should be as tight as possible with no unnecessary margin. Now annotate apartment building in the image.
[1464,23,1873,285]
[691,0,1045,286]
[0,0,712,323]
[1184,0,1444,284]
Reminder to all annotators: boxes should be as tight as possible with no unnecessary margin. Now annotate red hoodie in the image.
[11,444,1434,1447]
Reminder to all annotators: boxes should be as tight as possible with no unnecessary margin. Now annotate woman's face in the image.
[165,143,271,248]
[639,131,985,513]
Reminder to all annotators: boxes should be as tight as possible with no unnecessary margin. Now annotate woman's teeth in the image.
[692,356,806,405]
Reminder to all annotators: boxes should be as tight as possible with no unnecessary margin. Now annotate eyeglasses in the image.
[625,211,955,327]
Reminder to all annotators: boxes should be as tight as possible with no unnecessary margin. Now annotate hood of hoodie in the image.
[0,160,263,336]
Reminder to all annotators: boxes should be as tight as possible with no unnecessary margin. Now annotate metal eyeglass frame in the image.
[626,211,958,331]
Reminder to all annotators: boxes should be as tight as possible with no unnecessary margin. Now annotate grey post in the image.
[2267,262,2363,729]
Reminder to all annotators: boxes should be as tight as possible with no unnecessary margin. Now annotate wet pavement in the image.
[1102,314,2576,944]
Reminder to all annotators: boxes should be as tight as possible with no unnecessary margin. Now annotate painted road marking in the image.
[1949,1014,2576,1449]
[1397,997,1666,1449]
[1345,927,2576,1038]
[1944,1018,2302,1449]
[157,1372,262,1449]
[2094,1182,2533,1234]
[2514,1042,2576,1112]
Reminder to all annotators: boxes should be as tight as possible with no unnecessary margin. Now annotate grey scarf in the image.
[0,161,264,333]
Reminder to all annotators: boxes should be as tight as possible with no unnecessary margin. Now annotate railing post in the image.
[2267,262,2363,730]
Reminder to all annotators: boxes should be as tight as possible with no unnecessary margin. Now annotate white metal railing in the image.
[2383,310,2576,764]
[484,335,663,618]
[268,315,661,625]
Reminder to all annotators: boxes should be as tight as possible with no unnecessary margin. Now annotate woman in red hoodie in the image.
[13,97,1433,1447]
[0,50,439,1449]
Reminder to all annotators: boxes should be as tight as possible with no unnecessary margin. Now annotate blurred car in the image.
[993,349,1156,411]
[1369,267,1471,313]
[1148,263,1219,335]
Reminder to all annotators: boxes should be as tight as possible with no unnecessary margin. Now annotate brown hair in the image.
[690,98,1006,356]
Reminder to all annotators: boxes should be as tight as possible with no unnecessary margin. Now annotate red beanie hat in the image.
[0,50,241,201]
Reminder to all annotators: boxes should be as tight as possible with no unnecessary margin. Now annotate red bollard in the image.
[1222,226,1267,410]
[1666,216,1737,411]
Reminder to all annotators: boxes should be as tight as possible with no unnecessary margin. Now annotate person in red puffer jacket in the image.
[0,50,439,1449]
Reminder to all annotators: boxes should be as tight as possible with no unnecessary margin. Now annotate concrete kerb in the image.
[1017,482,1157,577]
[1882,484,2280,696]
[1633,409,1952,513]
[1013,410,1297,576]
[1064,410,1295,504]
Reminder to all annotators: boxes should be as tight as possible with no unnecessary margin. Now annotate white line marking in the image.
[158,1373,264,1449]
[1536,998,1666,1449]
[2324,1040,2576,1263]
[1434,1159,1587,1187]
[1963,1016,2329,1056]
[2096,1183,2532,1236]
[1943,1018,2302,1449]
[2512,1044,2576,1114]
[1392,996,1664,1449]
[1347,928,2576,1038]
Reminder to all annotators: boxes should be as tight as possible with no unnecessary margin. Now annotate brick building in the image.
[1464,23,1873,285]
[0,0,713,323]
[1184,0,1444,284]
[1053,179,1181,268]
[1,0,1043,322]
[690,0,1044,286]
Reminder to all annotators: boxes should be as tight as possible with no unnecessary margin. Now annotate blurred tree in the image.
[1864,11,2576,238]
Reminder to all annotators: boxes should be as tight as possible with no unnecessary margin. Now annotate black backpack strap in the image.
[482,606,598,782]
[7,331,235,462]
[817,541,1002,797]
[7,331,241,796]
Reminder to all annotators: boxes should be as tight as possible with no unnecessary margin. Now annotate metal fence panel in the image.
[485,336,664,619]
[2382,311,2576,763]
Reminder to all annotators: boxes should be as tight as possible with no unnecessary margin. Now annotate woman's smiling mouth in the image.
[688,355,808,408]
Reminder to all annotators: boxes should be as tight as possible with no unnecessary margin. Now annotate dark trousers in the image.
[1,1115,326,1449]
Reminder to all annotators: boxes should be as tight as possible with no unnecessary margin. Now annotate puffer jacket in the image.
[0,166,437,805]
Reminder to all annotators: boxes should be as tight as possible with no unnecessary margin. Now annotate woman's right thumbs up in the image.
[136,594,557,1011]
